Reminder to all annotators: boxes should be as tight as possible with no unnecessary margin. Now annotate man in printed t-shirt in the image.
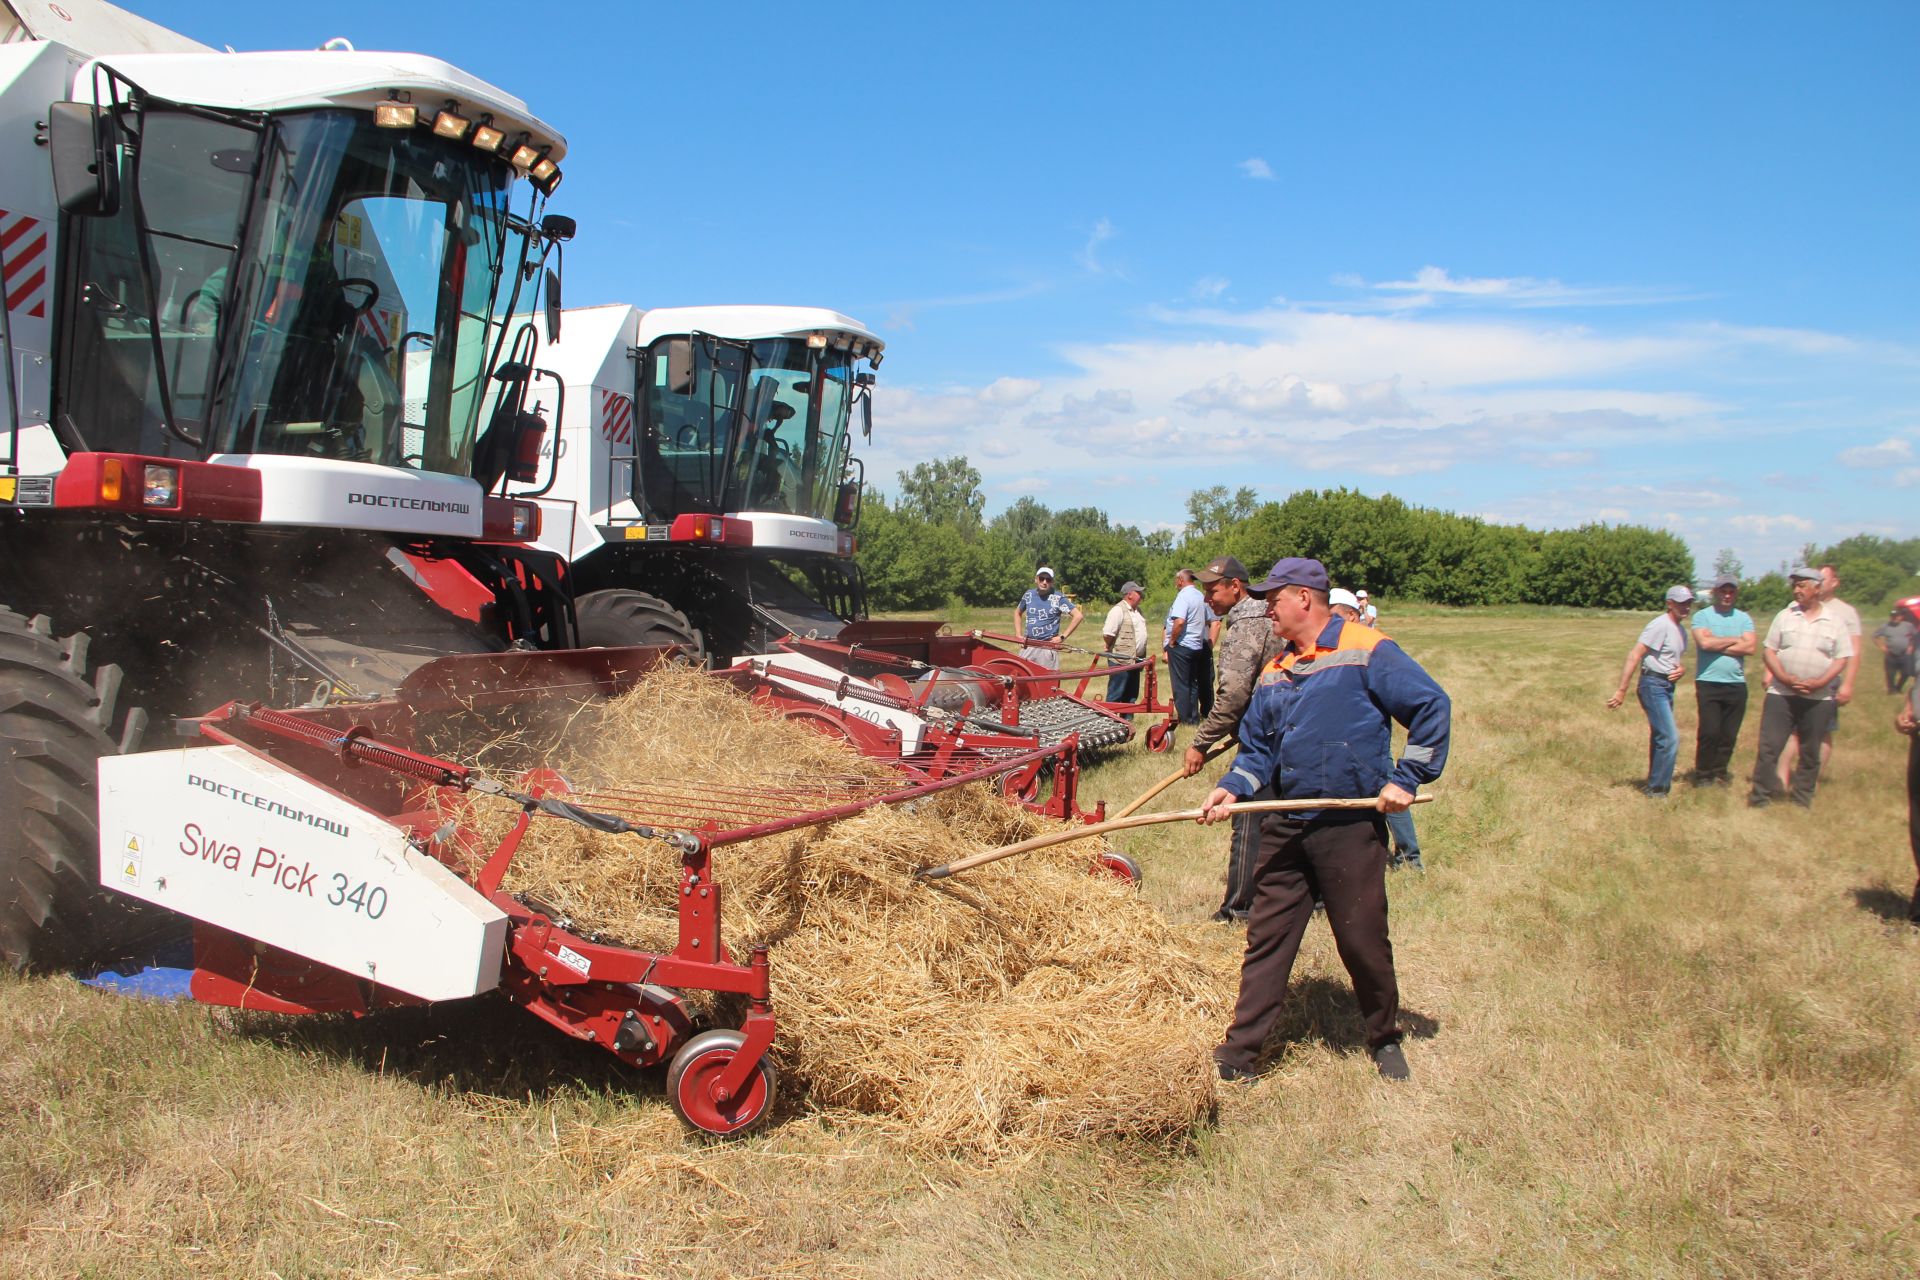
[1606,584,1695,797]
[1014,566,1081,671]
[1689,574,1756,787]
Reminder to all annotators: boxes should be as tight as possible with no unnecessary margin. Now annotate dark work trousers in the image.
[1167,645,1211,724]
[1748,693,1837,806]
[1216,781,1272,920]
[1887,652,1912,694]
[1692,680,1748,782]
[1104,661,1141,715]
[1908,733,1920,923]
[1216,812,1399,1071]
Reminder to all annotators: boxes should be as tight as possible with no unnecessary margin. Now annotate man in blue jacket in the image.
[1199,557,1451,1083]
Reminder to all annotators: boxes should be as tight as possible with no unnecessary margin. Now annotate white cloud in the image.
[1178,372,1418,422]
[1728,514,1816,535]
[1025,389,1134,429]
[1838,437,1913,468]
[1191,275,1231,300]
[981,377,1044,406]
[1356,265,1693,309]
[1077,218,1117,273]
[1238,158,1274,181]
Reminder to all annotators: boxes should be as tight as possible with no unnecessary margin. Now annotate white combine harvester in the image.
[0,0,582,968]
[513,302,881,663]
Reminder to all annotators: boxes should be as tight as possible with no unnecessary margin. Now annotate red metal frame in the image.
[168,648,1100,1129]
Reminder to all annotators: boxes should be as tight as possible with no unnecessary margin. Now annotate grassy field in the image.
[3,607,1917,1278]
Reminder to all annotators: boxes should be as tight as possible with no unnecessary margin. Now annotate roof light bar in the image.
[432,102,472,140]
[373,96,417,129]
[471,117,505,152]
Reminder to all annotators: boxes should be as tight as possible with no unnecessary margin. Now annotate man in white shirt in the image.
[1776,562,1862,789]
[1100,581,1149,711]
[1606,584,1694,796]
[1751,566,1853,808]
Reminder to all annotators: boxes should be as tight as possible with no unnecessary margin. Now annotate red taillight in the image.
[51,453,260,521]
[482,498,541,541]
[668,514,752,546]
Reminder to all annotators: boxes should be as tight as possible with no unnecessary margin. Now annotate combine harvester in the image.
[505,303,1164,752]
[0,0,583,968]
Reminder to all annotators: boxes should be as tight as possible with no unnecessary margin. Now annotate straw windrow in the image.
[446,665,1229,1153]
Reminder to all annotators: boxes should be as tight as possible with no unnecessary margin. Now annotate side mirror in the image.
[543,266,561,343]
[47,102,118,217]
[664,338,694,395]
[859,388,873,442]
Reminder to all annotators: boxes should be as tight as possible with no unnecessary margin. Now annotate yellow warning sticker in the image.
[0,478,15,503]
[121,832,142,886]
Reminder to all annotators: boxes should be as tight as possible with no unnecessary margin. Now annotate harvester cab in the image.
[0,0,581,967]
[508,304,882,663]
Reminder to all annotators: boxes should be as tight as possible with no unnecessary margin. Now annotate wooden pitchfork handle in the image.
[914,794,1434,881]
[1112,737,1237,820]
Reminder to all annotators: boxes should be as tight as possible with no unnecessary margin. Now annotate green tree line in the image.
[853,456,1918,616]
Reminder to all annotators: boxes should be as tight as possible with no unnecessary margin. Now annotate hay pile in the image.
[449,664,1230,1153]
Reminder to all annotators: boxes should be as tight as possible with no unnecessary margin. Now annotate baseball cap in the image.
[1194,555,1249,585]
[1710,573,1739,590]
[1248,556,1330,596]
[1328,588,1360,610]
[1665,584,1695,604]
[1119,580,1143,596]
[1356,589,1369,599]
[1788,565,1820,582]
[1035,566,1055,580]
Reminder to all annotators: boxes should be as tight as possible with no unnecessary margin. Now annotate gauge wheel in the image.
[1092,850,1143,885]
[666,1028,777,1137]
[0,608,158,970]
[574,588,706,664]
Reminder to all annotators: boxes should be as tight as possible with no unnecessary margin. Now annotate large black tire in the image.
[575,589,706,664]
[0,608,157,972]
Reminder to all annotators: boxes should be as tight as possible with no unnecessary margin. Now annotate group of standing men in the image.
[1608,562,1899,810]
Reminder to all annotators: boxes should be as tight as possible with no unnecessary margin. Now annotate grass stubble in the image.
[1,607,1916,1278]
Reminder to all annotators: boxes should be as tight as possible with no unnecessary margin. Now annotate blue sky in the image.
[149,0,1916,573]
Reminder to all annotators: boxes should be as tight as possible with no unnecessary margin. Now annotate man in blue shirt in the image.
[1013,566,1081,670]
[1164,568,1214,725]
[1689,574,1756,787]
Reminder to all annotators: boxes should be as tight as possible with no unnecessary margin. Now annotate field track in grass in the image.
[2,606,1916,1278]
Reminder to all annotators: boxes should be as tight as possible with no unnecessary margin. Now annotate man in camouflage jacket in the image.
[1181,554,1286,921]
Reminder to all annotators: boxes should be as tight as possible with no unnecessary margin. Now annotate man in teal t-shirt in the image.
[1690,574,1757,786]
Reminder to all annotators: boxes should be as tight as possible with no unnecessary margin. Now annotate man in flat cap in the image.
[1181,555,1285,921]
[1200,557,1451,1082]
[1749,566,1852,808]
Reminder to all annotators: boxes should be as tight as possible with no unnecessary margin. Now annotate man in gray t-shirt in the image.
[1606,584,1695,796]
[1874,608,1916,695]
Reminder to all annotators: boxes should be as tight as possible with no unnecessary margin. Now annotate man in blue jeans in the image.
[1164,568,1214,726]
[1606,584,1695,796]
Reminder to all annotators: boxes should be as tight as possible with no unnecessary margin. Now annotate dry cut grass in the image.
[0,607,1915,1278]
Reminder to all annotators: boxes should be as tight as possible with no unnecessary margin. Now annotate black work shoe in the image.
[1216,1060,1267,1084]
[1372,1042,1410,1081]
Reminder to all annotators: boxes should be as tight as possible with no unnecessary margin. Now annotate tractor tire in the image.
[0,608,158,972]
[575,589,706,665]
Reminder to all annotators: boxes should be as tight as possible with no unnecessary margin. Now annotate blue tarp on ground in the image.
[78,938,195,1000]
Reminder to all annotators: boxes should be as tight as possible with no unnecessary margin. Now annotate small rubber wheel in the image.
[1092,850,1143,884]
[1146,724,1174,753]
[666,1028,777,1137]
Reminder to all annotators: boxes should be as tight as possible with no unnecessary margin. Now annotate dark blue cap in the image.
[1248,557,1329,596]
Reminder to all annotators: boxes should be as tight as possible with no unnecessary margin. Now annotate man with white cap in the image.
[1749,566,1853,808]
[1356,589,1377,627]
[1014,566,1081,670]
[1328,588,1361,621]
[1605,584,1696,797]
